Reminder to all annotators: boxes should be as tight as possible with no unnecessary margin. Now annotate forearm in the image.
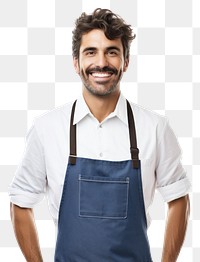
[10,203,43,262]
[161,195,190,262]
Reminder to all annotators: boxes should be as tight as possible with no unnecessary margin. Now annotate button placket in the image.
[98,123,103,158]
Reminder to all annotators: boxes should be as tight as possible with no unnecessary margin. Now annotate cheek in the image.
[79,61,89,72]
[80,69,89,80]
[114,58,125,69]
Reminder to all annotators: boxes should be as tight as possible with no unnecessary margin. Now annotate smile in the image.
[91,72,113,78]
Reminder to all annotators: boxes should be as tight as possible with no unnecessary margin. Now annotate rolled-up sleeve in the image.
[156,120,191,202]
[8,123,47,208]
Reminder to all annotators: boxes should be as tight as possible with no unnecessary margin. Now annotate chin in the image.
[85,84,119,97]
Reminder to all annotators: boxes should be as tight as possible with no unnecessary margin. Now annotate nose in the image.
[95,52,109,68]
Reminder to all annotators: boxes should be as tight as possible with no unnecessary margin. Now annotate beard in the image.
[79,66,123,97]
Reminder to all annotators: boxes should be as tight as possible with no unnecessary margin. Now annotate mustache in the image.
[86,66,118,75]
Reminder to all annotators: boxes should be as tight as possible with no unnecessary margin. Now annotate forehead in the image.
[80,29,123,51]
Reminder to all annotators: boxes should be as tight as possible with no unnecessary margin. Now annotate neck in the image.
[82,89,120,123]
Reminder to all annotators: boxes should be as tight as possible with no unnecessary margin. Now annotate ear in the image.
[123,59,129,72]
[73,58,80,74]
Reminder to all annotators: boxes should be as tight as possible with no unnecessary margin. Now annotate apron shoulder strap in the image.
[126,100,140,169]
[69,100,77,165]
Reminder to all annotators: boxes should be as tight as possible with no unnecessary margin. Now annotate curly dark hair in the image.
[72,8,136,60]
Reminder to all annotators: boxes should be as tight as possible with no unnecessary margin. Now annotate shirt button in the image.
[99,124,102,128]
[99,152,103,157]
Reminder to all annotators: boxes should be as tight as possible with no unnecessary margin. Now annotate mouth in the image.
[86,67,117,82]
[90,72,113,78]
[88,72,113,84]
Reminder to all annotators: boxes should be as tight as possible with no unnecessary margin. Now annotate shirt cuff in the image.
[8,187,44,208]
[157,177,191,203]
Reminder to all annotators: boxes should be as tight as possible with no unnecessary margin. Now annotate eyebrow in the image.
[82,46,121,54]
[82,47,97,53]
[106,46,121,52]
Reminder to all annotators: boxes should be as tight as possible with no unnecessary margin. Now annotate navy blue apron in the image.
[54,100,152,262]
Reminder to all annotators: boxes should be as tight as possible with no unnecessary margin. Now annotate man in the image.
[9,8,190,262]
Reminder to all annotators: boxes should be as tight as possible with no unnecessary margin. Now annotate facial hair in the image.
[80,66,123,97]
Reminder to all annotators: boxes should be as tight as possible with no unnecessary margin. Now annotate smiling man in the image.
[9,8,190,262]
[76,29,127,97]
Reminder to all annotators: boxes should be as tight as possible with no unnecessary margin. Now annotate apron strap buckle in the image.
[69,155,76,165]
[130,147,139,169]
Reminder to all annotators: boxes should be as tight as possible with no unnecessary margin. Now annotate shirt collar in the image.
[73,92,128,126]
[73,95,91,125]
[113,93,128,126]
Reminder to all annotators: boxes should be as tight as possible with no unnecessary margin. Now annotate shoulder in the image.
[126,101,173,160]
[34,101,74,126]
[129,101,167,130]
[31,100,75,140]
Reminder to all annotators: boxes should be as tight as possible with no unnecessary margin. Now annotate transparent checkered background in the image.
[0,0,199,261]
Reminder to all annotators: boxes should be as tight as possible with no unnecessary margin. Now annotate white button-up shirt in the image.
[9,93,191,227]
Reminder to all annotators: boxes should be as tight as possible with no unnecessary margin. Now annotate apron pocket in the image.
[79,175,129,219]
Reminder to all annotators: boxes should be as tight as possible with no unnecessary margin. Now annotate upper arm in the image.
[156,120,191,202]
[9,124,47,208]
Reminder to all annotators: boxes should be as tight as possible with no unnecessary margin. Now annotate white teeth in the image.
[92,73,112,78]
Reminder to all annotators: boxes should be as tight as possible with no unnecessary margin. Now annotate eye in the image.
[107,50,118,56]
[85,50,96,56]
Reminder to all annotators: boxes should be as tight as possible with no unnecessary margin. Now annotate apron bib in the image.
[54,100,152,262]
